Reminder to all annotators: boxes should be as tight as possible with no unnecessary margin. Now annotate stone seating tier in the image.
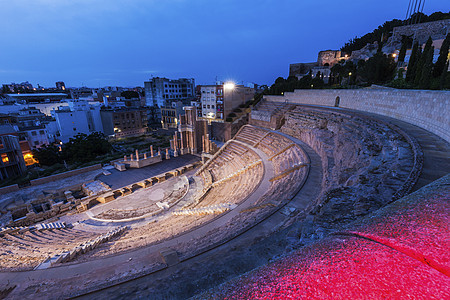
[0,228,100,270]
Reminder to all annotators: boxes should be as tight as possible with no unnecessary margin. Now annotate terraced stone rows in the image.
[0,228,99,270]
[280,105,418,233]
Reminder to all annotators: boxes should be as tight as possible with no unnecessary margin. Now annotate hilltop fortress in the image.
[290,19,450,78]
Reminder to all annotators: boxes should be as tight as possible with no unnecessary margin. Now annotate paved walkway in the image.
[98,154,200,190]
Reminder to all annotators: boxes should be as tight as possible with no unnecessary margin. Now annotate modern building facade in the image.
[53,102,104,143]
[161,101,185,129]
[101,107,148,138]
[198,83,255,122]
[144,77,195,107]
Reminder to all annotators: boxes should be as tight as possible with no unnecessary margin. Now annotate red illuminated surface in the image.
[206,187,450,299]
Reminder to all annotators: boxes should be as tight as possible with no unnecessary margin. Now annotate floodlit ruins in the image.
[0,89,448,299]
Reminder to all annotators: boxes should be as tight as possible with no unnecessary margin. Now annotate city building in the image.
[144,77,195,107]
[12,107,51,150]
[161,101,185,129]
[2,81,34,93]
[53,102,104,143]
[69,87,93,99]
[100,107,148,138]
[0,125,27,179]
[5,93,69,104]
[55,81,66,90]
[1,107,53,165]
[198,83,255,122]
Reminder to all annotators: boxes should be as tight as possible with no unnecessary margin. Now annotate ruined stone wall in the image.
[289,62,317,76]
[29,164,103,186]
[264,89,450,143]
[317,50,342,66]
[384,19,450,52]
[0,185,20,195]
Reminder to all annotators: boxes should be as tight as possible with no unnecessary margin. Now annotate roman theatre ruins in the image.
[0,88,448,299]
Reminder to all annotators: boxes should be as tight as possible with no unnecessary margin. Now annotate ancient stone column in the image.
[136,149,139,161]
[130,154,134,161]
[166,148,170,159]
[150,145,154,157]
[202,136,205,153]
[144,152,147,159]
[180,132,184,152]
[206,134,210,153]
[124,155,127,161]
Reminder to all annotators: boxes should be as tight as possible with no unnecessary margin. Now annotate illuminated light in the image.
[1,154,9,163]
[349,72,352,76]
[224,82,235,90]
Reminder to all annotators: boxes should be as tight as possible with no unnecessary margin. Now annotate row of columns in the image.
[123,145,171,161]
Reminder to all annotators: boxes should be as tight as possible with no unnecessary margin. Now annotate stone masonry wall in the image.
[392,19,449,46]
[264,89,450,143]
[383,19,450,53]
[29,164,103,186]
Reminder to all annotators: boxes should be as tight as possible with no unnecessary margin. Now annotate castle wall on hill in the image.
[264,89,450,143]
[384,19,450,52]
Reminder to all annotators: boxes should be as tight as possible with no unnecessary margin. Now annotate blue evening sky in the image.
[0,0,448,88]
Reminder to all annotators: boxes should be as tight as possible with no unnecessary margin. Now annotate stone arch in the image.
[334,96,340,107]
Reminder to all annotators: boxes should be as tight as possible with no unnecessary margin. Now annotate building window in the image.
[31,131,37,136]
[34,141,39,145]
[39,130,45,135]
[73,128,76,131]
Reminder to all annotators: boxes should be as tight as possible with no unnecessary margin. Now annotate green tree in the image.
[406,42,421,83]
[418,37,435,89]
[32,144,62,166]
[432,33,450,78]
[398,35,412,63]
[359,52,396,84]
[310,77,325,89]
[61,132,112,164]
[414,37,433,87]
[440,62,449,89]
[121,90,140,99]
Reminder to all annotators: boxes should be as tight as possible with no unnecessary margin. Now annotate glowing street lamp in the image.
[224,82,235,90]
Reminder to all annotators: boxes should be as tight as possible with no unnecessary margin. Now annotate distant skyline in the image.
[0,0,448,88]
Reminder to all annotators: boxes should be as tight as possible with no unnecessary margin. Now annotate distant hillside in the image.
[341,11,450,54]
